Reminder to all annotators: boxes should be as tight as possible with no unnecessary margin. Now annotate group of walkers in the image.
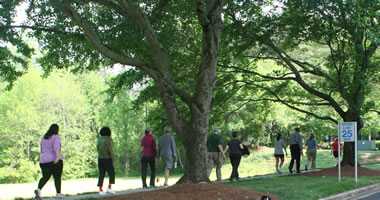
[274,127,318,174]
[274,127,341,175]
[207,129,250,182]
[140,127,177,188]
[33,124,341,199]
[34,124,177,199]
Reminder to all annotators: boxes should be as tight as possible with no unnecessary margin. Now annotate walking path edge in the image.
[319,183,380,200]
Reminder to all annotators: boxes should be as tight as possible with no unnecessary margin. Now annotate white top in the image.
[274,138,285,155]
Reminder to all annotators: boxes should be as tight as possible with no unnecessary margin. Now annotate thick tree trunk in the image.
[341,112,363,166]
[341,142,355,166]
[179,129,209,183]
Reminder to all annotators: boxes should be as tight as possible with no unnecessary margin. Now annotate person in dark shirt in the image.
[288,127,303,174]
[224,131,244,181]
[140,129,156,188]
[207,128,224,181]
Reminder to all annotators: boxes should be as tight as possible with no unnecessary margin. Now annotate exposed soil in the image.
[106,183,278,200]
[304,166,380,177]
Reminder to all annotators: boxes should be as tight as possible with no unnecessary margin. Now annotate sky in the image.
[14,2,27,25]
[12,2,129,77]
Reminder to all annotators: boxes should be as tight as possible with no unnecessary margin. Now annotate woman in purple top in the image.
[34,124,64,199]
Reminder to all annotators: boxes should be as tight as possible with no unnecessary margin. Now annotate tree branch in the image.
[264,39,346,118]
[61,2,146,68]
[1,25,83,36]
[222,64,296,81]
[240,81,338,123]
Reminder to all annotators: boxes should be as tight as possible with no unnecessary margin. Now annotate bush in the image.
[0,160,39,183]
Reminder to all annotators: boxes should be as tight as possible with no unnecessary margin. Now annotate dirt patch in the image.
[304,166,380,177]
[106,183,278,200]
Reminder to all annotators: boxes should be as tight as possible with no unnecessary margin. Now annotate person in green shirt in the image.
[97,127,115,195]
[207,128,225,181]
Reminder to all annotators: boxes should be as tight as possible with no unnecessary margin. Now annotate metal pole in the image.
[355,122,358,184]
[338,123,341,182]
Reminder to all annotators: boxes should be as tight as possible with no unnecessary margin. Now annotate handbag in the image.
[241,144,250,156]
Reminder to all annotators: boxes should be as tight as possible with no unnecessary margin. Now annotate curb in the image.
[63,187,165,200]
[319,183,380,200]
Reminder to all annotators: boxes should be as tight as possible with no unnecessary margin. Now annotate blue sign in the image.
[339,122,357,142]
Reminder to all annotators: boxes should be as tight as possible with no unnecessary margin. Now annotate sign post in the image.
[338,122,358,183]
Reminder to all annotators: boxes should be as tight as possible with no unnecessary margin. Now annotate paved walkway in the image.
[320,183,380,200]
[359,192,380,200]
[0,177,179,200]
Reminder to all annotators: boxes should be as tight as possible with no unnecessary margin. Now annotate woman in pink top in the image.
[34,124,64,200]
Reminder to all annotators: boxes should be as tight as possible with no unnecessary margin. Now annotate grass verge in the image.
[227,175,380,200]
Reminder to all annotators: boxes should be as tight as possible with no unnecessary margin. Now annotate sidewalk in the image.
[0,177,179,200]
[320,183,380,200]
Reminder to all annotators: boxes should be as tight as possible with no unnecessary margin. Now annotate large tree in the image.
[7,0,223,182]
[226,0,380,165]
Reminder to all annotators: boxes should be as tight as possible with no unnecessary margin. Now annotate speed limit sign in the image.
[339,122,356,142]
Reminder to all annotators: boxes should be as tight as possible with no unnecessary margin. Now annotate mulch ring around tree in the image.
[304,166,380,177]
[106,183,278,200]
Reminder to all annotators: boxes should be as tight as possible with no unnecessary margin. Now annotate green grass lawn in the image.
[209,147,380,181]
[209,147,337,180]
[227,175,380,200]
[216,147,380,200]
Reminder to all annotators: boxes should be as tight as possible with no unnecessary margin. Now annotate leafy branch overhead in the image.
[225,0,380,128]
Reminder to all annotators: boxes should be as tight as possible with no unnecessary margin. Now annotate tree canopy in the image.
[1,0,380,182]
[224,0,380,165]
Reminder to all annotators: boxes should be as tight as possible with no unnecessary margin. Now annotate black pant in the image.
[141,156,155,187]
[289,144,301,173]
[97,158,115,187]
[229,154,241,180]
[38,160,63,193]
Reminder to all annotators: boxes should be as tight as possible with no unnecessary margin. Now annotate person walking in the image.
[331,137,341,165]
[224,131,243,181]
[274,134,287,174]
[97,127,115,195]
[141,129,156,188]
[158,127,177,187]
[207,128,225,181]
[288,127,303,174]
[34,124,64,200]
[305,134,317,170]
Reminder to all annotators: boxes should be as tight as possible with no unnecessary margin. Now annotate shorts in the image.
[162,155,174,170]
[274,154,284,159]
[333,151,338,158]
[307,150,316,161]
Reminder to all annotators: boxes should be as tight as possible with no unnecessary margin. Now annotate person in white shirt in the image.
[274,134,287,174]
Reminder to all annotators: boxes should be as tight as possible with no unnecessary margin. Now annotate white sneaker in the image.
[56,193,64,199]
[106,189,115,194]
[99,191,107,195]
